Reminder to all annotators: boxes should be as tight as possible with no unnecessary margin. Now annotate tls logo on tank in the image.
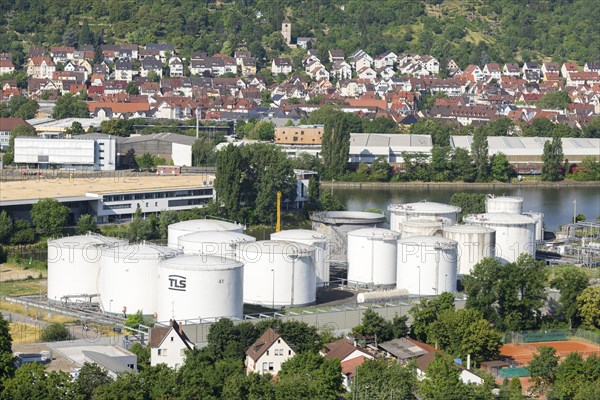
[168,275,187,291]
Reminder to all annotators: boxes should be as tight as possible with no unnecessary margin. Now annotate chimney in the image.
[179,322,183,335]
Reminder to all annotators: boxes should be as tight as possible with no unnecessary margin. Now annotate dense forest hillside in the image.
[1,0,599,68]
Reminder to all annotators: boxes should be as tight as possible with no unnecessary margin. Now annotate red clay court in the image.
[500,340,600,365]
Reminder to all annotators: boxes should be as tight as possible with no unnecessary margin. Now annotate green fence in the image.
[504,329,600,345]
[523,330,568,343]
[498,367,529,378]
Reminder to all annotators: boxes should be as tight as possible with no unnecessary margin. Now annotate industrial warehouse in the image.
[36,195,555,325]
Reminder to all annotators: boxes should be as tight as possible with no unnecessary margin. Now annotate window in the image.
[171,336,174,342]
[269,362,274,371]
[155,202,158,206]
[162,349,167,356]
[277,339,281,344]
[288,350,292,355]
[180,349,185,356]
[266,350,269,356]
[158,349,161,355]
[262,362,268,371]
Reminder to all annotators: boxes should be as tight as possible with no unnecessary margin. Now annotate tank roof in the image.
[443,224,496,234]
[486,195,523,202]
[49,233,125,248]
[309,211,386,224]
[236,240,314,254]
[102,243,181,260]
[160,254,242,271]
[397,235,458,247]
[388,201,461,214]
[401,219,444,227]
[169,219,243,232]
[271,229,326,241]
[465,213,535,225]
[178,231,255,244]
[348,227,400,239]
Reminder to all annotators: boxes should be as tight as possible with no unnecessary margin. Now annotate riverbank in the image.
[321,180,600,189]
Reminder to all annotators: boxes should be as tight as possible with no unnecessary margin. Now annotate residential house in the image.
[189,59,210,76]
[50,46,75,64]
[190,51,208,61]
[141,59,163,78]
[275,124,324,145]
[567,72,600,86]
[115,59,134,82]
[541,62,560,80]
[583,62,600,73]
[234,51,251,65]
[296,37,316,49]
[145,44,175,62]
[26,57,56,79]
[139,49,161,60]
[150,320,194,370]
[331,61,352,81]
[328,49,345,63]
[271,58,293,75]
[374,51,398,69]
[320,339,374,391]
[420,55,440,75]
[464,65,485,82]
[522,62,541,82]
[502,63,521,77]
[483,64,501,80]
[446,59,460,71]
[561,62,579,78]
[168,57,184,77]
[28,46,46,58]
[350,49,373,71]
[0,58,15,75]
[377,66,395,80]
[245,328,295,376]
[0,118,33,151]
[240,57,257,77]
[357,66,377,80]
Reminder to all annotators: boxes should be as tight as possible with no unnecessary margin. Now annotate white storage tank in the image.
[47,234,126,304]
[443,225,496,275]
[167,219,244,248]
[178,231,256,257]
[523,212,544,243]
[396,236,458,296]
[100,243,180,315]
[310,211,387,264]
[236,240,316,308]
[388,201,460,232]
[156,255,243,322]
[270,229,329,287]
[347,228,400,286]
[464,213,536,263]
[485,195,524,214]
[399,219,443,239]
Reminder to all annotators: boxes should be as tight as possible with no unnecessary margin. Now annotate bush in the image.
[40,323,71,342]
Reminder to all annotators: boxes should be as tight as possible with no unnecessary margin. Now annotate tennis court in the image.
[500,340,600,365]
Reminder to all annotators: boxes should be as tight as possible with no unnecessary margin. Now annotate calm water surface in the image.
[334,186,600,231]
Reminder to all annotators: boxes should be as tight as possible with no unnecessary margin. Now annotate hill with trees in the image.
[1,0,599,70]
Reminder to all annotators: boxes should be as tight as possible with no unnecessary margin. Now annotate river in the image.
[332,185,600,231]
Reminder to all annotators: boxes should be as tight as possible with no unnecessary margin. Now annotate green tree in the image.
[278,351,344,400]
[0,210,12,244]
[135,152,156,170]
[127,205,157,241]
[100,119,134,137]
[321,111,362,179]
[79,20,92,45]
[508,377,523,400]
[537,91,572,109]
[75,214,99,235]
[120,148,137,169]
[419,354,470,400]
[192,137,218,166]
[319,191,346,211]
[430,146,453,181]
[124,310,152,332]
[75,362,111,400]
[305,175,321,212]
[450,147,476,182]
[409,292,455,342]
[2,363,76,400]
[40,323,71,342]
[471,129,489,181]
[0,312,15,387]
[125,82,139,95]
[351,359,417,400]
[147,70,161,83]
[490,152,514,182]
[10,219,35,244]
[528,346,559,394]
[363,117,398,133]
[158,210,179,240]
[215,144,243,221]
[91,371,149,400]
[551,266,589,328]
[129,342,150,371]
[450,192,486,222]
[541,135,564,181]
[577,286,600,330]
[549,352,586,400]
[352,308,394,342]
[410,119,455,147]
[65,121,84,135]
[31,198,69,237]
[370,156,393,181]
[462,257,503,323]
[52,93,89,119]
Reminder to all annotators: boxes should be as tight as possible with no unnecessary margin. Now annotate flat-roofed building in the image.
[349,133,433,164]
[118,133,196,166]
[14,135,117,171]
[0,175,215,224]
[275,124,324,145]
[450,136,600,168]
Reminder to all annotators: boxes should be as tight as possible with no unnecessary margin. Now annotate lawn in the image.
[0,279,47,297]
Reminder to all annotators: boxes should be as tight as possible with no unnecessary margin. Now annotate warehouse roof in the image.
[450,136,600,156]
[121,132,197,146]
[0,175,214,203]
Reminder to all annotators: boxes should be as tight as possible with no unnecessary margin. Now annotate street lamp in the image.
[271,268,275,311]
[109,299,113,314]
[573,199,577,224]
[417,265,421,298]
[444,274,448,293]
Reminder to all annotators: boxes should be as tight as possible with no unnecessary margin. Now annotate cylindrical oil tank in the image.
[167,219,244,248]
[388,201,460,232]
[270,229,329,287]
[485,195,524,214]
[443,225,496,275]
[178,231,256,257]
[396,236,458,296]
[357,288,409,303]
[236,240,316,307]
[47,234,126,303]
[156,255,243,322]
[523,212,544,243]
[399,219,443,239]
[464,213,535,263]
[347,228,400,286]
[310,211,386,264]
[100,243,180,315]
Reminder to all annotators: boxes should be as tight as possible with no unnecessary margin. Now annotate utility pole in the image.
[573,199,577,224]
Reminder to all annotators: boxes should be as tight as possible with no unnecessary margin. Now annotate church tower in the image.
[281,20,292,46]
